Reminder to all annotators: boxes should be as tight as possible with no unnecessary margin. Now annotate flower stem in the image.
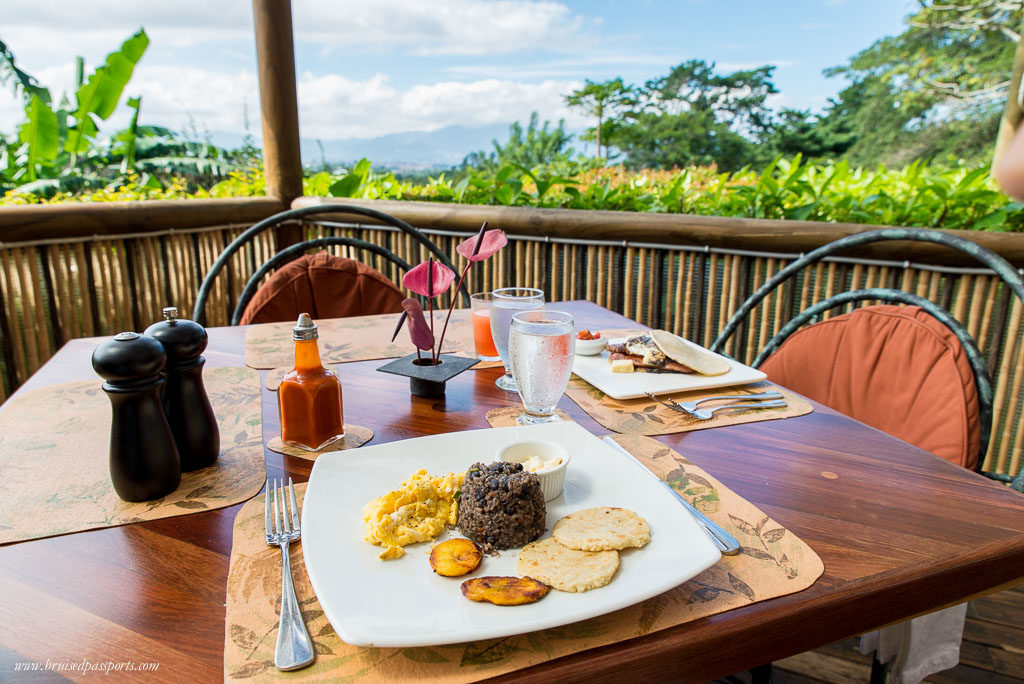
[428,296,435,360]
[435,262,472,364]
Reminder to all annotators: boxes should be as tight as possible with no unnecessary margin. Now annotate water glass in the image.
[508,310,575,424]
[469,293,501,362]
[490,287,545,391]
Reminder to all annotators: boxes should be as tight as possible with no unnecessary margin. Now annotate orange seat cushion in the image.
[759,305,980,469]
[239,252,404,325]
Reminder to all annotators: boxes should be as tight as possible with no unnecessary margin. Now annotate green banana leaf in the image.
[66,29,149,155]
[17,94,59,181]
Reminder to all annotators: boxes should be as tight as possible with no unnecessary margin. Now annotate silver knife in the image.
[601,436,741,555]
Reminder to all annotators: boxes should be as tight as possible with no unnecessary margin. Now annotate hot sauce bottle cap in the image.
[293,313,318,341]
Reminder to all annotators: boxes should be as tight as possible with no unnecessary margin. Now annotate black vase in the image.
[376,353,479,398]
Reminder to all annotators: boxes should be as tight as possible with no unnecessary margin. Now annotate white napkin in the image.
[859,603,968,684]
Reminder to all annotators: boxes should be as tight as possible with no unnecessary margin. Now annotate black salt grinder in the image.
[145,306,220,471]
[91,332,182,502]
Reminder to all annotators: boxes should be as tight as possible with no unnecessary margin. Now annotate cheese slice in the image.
[610,358,634,373]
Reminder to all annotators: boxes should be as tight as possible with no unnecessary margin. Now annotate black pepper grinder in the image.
[145,306,220,471]
[92,332,182,502]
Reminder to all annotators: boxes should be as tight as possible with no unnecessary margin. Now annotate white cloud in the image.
[297,74,586,139]
[444,53,683,79]
[0,0,599,138]
[291,0,597,55]
[717,60,798,71]
[1,0,596,61]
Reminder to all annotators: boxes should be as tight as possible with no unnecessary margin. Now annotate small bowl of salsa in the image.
[575,329,607,356]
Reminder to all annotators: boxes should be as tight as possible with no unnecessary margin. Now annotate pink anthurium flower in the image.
[456,228,508,262]
[402,260,455,299]
[433,221,509,363]
[397,298,434,351]
[394,222,509,364]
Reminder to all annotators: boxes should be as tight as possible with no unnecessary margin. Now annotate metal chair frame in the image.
[711,228,1024,492]
[193,204,466,326]
[231,235,413,326]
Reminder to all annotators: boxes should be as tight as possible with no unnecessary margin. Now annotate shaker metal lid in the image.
[92,331,167,382]
[143,304,209,361]
[293,313,318,341]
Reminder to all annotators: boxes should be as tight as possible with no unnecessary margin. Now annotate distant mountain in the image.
[306,124,514,167]
[208,123,514,168]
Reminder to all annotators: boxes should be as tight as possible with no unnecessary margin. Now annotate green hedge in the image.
[5,157,1023,232]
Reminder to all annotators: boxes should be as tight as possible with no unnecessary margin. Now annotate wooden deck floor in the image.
[723,583,1024,682]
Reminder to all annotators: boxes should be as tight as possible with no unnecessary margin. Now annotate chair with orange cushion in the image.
[712,228,1024,684]
[193,204,466,326]
[712,228,1024,489]
[237,251,405,325]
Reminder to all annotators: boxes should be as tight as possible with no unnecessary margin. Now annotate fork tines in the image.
[265,477,300,543]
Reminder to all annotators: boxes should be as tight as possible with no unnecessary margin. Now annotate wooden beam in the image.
[0,198,284,243]
[252,0,303,249]
[291,197,1024,267]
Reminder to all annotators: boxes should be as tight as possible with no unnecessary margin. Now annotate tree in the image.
[643,60,777,134]
[608,60,778,170]
[824,0,1022,166]
[615,108,755,171]
[766,108,855,160]
[461,112,574,171]
[564,78,635,160]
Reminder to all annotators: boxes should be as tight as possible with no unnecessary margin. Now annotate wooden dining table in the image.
[2,300,1023,683]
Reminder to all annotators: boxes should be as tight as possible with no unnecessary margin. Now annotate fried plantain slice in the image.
[460,576,550,605]
[429,538,483,577]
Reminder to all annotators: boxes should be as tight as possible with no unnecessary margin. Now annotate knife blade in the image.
[601,436,740,555]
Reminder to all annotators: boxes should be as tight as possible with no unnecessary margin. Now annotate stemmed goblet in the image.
[489,287,544,391]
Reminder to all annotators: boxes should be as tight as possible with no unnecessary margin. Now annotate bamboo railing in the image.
[0,197,1021,480]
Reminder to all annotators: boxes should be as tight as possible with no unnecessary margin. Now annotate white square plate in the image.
[301,421,721,647]
[572,338,767,399]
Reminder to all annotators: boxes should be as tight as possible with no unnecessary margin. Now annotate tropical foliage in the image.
[459,112,576,172]
[563,1,1022,170]
[12,155,1016,232]
[2,2,1023,238]
[0,29,249,198]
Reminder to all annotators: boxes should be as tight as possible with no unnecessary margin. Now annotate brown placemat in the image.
[0,366,265,546]
[266,424,374,460]
[566,379,813,436]
[485,407,574,426]
[246,310,482,369]
[224,436,823,681]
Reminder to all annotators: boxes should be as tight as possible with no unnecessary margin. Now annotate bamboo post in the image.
[253,0,303,249]
[993,18,1024,169]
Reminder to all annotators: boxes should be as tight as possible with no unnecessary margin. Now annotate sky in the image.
[0,0,914,147]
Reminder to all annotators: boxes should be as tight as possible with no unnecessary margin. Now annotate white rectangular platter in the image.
[572,337,767,400]
[301,421,721,647]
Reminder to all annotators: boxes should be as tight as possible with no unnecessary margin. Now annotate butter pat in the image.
[611,358,634,373]
[522,454,563,473]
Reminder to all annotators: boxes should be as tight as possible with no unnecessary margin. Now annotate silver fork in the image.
[676,390,782,413]
[690,399,788,420]
[645,390,781,415]
[265,477,315,671]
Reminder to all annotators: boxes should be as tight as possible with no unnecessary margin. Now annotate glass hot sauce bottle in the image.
[279,313,345,451]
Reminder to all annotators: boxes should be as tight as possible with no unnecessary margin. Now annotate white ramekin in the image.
[574,335,608,355]
[497,440,570,502]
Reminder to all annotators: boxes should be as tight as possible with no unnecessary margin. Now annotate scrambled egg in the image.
[362,469,464,560]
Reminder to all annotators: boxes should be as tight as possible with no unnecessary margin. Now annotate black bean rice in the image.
[457,461,546,554]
